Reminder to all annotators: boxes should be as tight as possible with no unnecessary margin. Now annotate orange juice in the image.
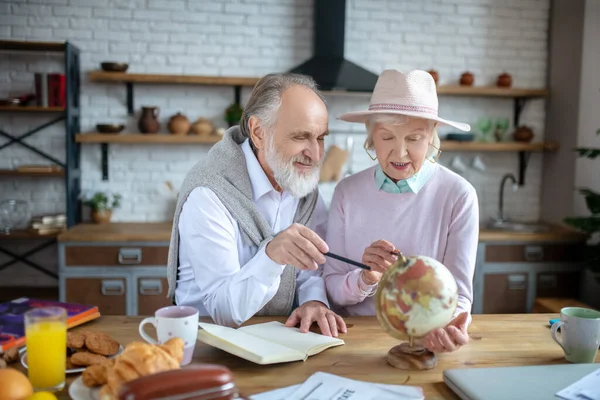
[25,319,66,390]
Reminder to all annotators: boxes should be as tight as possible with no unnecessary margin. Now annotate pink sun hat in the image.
[338,69,471,132]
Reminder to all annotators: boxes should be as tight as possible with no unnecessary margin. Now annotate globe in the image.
[375,252,459,343]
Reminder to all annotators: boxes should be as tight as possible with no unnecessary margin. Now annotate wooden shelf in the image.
[89,71,260,87]
[0,40,66,52]
[0,169,64,177]
[440,141,558,152]
[88,71,547,98]
[0,229,62,240]
[436,85,547,98]
[75,133,222,144]
[323,86,548,98]
[0,106,65,113]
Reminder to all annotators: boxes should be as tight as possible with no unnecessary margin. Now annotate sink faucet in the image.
[496,173,518,222]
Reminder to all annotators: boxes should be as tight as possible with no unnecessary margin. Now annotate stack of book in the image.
[0,297,100,353]
[30,213,66,235]
[34,73,66,108]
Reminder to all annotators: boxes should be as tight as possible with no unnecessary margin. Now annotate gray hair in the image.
[364,114,440,157]
[239,72,327,142]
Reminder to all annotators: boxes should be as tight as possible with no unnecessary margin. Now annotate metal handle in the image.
[507,274,527,290]
[524,245,543,261]
[101,280,124,296]
[118,248,142,264]
[139,279,162,296]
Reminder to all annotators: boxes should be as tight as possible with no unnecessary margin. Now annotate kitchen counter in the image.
[58,221,588,243]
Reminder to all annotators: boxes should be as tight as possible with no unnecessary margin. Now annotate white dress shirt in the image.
[175,138,330,327]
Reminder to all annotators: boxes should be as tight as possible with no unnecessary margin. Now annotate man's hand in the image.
[284,301,347,337]
[265,223,328,271]
[360,240,398,285]
[419,312,470,353]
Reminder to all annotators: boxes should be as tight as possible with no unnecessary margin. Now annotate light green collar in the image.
[374,161,435,194]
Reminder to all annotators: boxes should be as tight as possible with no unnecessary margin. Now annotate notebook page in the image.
[239,321,344,356]
[198,322,304,364]
[556,367,600,400]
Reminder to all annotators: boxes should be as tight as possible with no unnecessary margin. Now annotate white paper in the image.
[249,372,424,400]
[556,367,600,400]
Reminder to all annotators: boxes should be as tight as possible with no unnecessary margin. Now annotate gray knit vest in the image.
[166,125,318,317]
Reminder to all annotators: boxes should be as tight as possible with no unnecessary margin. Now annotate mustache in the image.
[291,154,321,167]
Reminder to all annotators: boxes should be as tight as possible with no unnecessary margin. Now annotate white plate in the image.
[69,376,100,400]
[20,345,123,374]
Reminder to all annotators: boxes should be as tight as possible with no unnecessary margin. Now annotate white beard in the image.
[265,135,321,198]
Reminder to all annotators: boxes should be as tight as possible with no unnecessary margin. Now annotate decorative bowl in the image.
[445,133,475,142]
[100,62,129,73]
[96,124,125,134]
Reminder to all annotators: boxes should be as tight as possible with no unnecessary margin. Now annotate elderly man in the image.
[166,72,347,337]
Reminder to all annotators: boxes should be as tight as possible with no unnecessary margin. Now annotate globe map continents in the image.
[375,253,458,341]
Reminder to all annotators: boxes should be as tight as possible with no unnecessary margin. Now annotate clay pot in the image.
[168,112,191,135]
[460,71,474,86]
[513,126,534,142]
[138,106,160,134]
[190,117,214,136]
[497,72,512,88]
[91,209,112,224]
[427,69,439,85]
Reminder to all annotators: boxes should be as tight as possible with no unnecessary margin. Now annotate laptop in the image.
[443,363,599,400]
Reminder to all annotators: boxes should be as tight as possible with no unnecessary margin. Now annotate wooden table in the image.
[11,314,598,399]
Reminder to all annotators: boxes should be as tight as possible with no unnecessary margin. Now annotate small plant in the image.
[81,191,122,212]
[225,103,243,127]
[564,129,600,273]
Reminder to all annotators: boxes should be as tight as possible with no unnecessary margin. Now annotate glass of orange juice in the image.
[25,307,67,391]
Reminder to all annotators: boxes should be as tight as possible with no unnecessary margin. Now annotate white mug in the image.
[551,307,600,363]
[139,305,199,365]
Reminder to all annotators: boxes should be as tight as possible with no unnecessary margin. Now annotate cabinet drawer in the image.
[65,246,168,267]
[536,272,581,298]
[137,277,173,315]
[66,277,126,315]
[483,273,528,314]
[484,244,580,263]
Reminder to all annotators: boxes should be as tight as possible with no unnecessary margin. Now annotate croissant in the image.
[98,337,184,400]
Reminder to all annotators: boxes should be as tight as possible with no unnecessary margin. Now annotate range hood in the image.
[289,0,379,92]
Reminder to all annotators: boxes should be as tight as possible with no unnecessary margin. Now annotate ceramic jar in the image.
[460,72,474,86]
[138,106,160,134]
[427,69,439,85]
[168,112,191,135]
[497,72,512,88]
[91,209,112,224]
[190,117,214,136]
[513,126,534,142]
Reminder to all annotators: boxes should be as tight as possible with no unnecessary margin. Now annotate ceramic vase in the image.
[91,209,112,224]
[138,106,160,134]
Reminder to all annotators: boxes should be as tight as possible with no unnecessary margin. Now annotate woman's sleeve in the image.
[443,185,479,325]
[323,183,377,307]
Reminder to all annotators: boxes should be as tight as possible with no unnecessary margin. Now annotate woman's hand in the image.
[360,240,398,285]
[420,312,470,353]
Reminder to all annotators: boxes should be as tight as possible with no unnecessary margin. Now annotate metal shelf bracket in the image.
[101,143,109,180]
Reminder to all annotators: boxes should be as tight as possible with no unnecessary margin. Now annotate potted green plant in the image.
[563,129,600,307]
[81,191,122,224]
[225,103,243,127]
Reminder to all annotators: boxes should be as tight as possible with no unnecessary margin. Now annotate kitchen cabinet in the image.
[58,241,173,316]
[473,241,585,314]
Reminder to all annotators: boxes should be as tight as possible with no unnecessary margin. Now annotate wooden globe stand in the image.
[386,342,438,371]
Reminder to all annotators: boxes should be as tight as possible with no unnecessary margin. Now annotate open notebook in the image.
[197,321,345,365]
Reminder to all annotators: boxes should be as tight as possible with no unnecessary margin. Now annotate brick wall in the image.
[0,0,550,285]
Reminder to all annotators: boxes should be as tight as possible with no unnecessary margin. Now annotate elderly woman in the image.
[323,69,479,354]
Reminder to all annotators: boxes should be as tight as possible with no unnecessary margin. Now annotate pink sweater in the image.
[323,164,479,321]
